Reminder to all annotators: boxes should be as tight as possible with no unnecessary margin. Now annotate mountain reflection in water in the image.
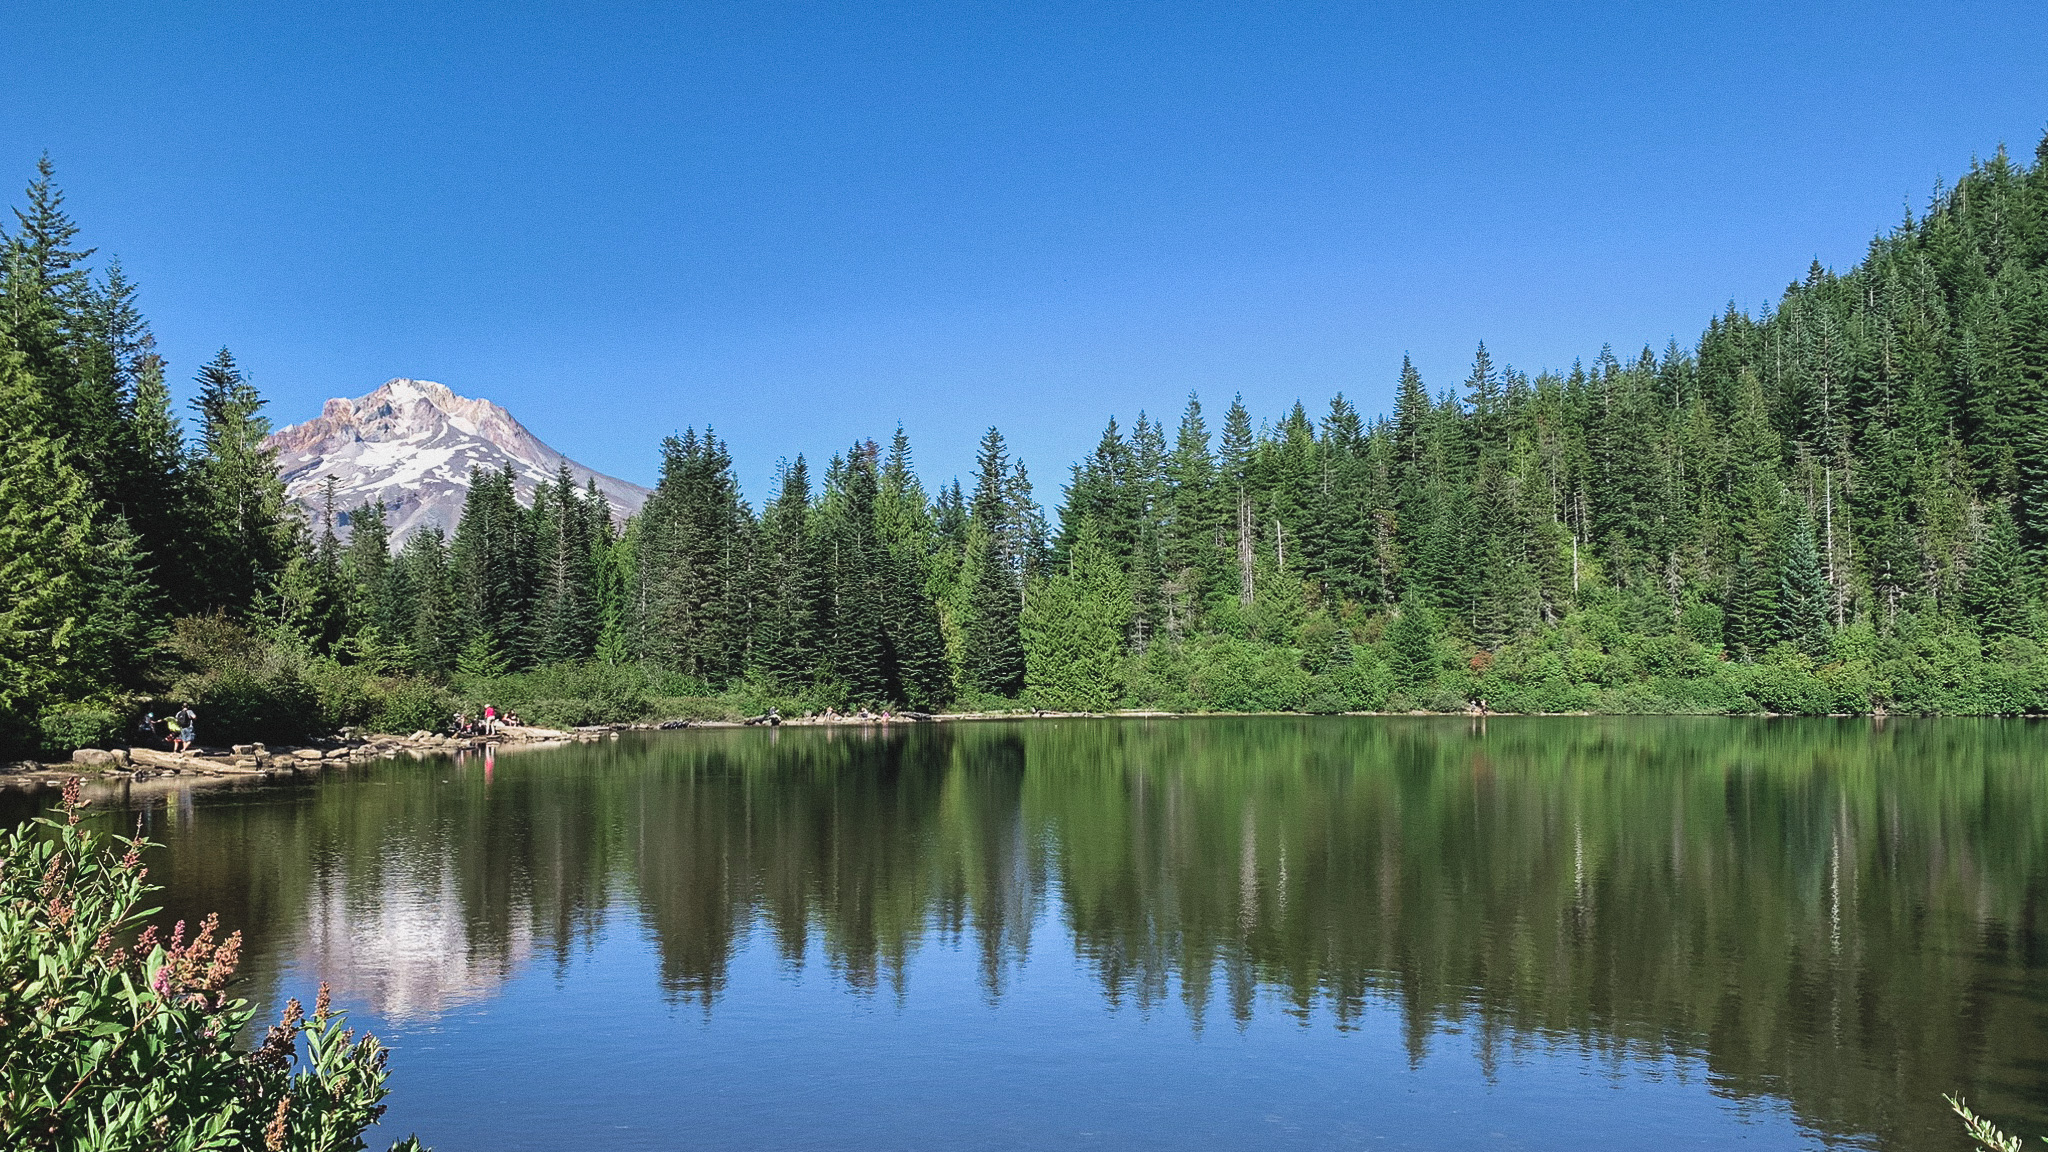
[44,717,2048,1151]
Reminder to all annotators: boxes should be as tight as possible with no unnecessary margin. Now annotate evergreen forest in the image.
[8,135,2048,752]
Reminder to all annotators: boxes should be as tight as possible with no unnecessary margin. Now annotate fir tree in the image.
[532,465,598,665]
[1776,511,1832,656]
[0,333,97,733]
[962,428,1026,696]
[189,348,293,614]
[1964,502,2032,637]
[1022,519,1132,711]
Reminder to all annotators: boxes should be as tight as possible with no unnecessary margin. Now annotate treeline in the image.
[0,157,302,752]
[7,136,2048,748]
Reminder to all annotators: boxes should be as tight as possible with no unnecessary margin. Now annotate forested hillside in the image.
[6,136,2048,751]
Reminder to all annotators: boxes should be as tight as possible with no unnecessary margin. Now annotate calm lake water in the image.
[15,717,2047,1150]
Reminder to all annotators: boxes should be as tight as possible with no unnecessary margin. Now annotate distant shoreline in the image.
[12,707,2025,811]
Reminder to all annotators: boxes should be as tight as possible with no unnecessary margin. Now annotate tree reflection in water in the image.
[38,716,2047,1150]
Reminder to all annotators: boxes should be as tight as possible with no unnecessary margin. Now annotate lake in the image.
[15,717,2046,1150]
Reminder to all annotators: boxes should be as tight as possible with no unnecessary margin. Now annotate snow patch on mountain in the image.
[265,378,651,547]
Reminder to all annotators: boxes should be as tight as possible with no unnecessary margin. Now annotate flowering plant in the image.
[0,779,427,1151]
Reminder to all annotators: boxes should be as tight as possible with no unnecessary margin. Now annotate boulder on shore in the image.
[496,724,572,741]
[70,748,128,767]
[129,748,203,772]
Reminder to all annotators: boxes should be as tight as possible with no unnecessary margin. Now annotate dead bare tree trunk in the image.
[1237,487,1255,608]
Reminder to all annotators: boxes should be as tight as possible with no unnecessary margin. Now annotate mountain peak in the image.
[266,379,651,546]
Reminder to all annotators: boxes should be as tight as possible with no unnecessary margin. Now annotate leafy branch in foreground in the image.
[0,778,427,1152]
[1951,1094,2038,1152]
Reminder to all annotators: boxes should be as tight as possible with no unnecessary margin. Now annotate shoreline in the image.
[4,707,1971,803]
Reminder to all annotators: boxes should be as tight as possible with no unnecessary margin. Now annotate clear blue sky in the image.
[4,2,2046,502]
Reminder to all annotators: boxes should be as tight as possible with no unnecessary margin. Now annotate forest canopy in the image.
[6,133,2048,750]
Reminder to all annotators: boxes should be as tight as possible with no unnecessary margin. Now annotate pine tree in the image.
[1725,370,1784,658]
[532,465,598,665]
[395,526,456,674]
[1220,395,1256,608]
[451,465,533,669]
[189,348,293,614]
[75,512,162,691]
[1964,502,2032,637]
[1163,393,1218,604]
[1022,519,1132,711]
[962,428,1026,696]
[1776,511,1831,656]
[0,333,98,735]
[632,430,752,680]
[753,456,826,688]
[117,346,194,603]
[824,443,892,702]
[1383,592,1439,695]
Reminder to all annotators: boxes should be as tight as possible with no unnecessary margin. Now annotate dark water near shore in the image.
[16,717,2047,1150]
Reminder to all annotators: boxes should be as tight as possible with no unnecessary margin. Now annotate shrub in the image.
[301,658,379,732]
[1184,636,1312,712]
[163,615,322,744]
[175,668,321,746]
[651,696,741,722]
[371,678,452,735]
[0,781,428,1151]
[35,707,122,756]
[455,662,655,727]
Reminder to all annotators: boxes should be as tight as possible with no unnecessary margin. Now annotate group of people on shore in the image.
[451,704,522,738]
[137,705,200,753]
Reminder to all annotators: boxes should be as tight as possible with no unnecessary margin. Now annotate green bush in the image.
[35,707,122,756]
[163,615,322,744]
[456,661,655,727]
[1185,636,1312,712]
[370,678,453,735]
[175,669,321,745]
[0,783,428,1151]
[301,658,379,731]
[651,695,741,722]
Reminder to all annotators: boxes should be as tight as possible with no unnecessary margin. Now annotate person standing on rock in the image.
[483,704,498,735]
[174,704,198,753]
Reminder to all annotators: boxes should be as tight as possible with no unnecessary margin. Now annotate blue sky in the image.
[4,2,2046,501]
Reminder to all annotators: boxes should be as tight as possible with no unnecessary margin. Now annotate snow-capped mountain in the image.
[265,378,651,545]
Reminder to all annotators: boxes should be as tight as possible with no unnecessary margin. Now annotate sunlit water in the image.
[14,717,2045,1150]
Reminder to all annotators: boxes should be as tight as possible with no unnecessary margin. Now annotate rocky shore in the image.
[0,722,610,796]
[1,709,1270,801]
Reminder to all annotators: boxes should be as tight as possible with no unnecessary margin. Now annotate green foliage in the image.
[1949,1094,2032,1152]
[161,616,320,745]
[1022,519,1133,710]
[454,661,655,729]
[1382,595,1442,694]
[16,141,2048,723]
[35,707,121,757]
[0,783,428,1151]
[369,678,451,736]
[0,332,97,733]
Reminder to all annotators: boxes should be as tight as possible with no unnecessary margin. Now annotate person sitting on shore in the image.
[137,711,159,745]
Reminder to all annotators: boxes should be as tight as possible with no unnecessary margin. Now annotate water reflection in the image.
[37,716,2048,1150]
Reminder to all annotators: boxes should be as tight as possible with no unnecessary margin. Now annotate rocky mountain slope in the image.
[265,378,651,544]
